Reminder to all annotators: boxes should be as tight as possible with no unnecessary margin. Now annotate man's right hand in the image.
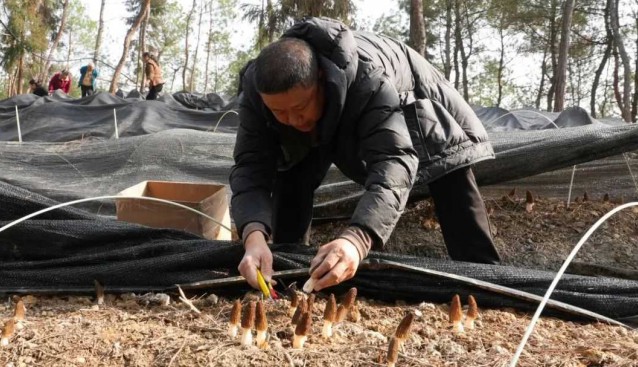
[238,231,273,290]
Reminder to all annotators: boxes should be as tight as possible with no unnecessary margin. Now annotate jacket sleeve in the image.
[346,72,419,249]
[229,71,279,239]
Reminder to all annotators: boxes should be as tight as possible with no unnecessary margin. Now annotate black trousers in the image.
[272,148,332,244]
[272,152,500,265]
[429,167,501,264]
[81,86,94,98]
[146,83,164,100]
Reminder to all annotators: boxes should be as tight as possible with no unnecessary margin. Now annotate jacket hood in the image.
[282,17,359,145]
[283,17,358,85]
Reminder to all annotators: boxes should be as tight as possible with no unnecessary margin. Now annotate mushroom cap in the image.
[395,312,414,340]
[255,301,268,331]
[323,294,337,322]
[449,294,462,324]
[230,299,242,324]
[467,295,478,319]
[295,312,312,336]
[241,301,256,329]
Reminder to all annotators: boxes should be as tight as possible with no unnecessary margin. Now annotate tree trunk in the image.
[443,0,452,79]
[633,17,638,122]
[183,0,196,92]
[66,27,72,65]
[453,0,462,91]
[591,0,612,119]
[609,0,632,122]
[496,25,505,108]
[408,0,426,57]
[190,1,205,92]
[16,55,24,95]
[109,0,151,94]
[545,0,558,111]
[535,47,548,110]
[41,0,70,81]
[204,0,214,93]
[553,0,575,112]
[138,5,149,92]
[591,43,611,118]
[93,0,106,64]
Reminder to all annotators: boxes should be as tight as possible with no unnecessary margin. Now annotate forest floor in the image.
[1,188,638,366]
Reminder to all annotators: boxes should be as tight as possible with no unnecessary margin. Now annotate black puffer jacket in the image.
[230,17,494,247]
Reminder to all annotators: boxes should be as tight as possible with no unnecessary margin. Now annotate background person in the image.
[78,63,99,97]
[28,79,48,97]
[142,52,164,100]
[230,17,500,292]
[48,69,72,95]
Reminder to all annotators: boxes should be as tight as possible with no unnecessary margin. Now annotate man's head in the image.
[60,69,70,79]
[86,63,94,71]
[255,38,324,133]
[142,52,151,62]
[28,79,38,90]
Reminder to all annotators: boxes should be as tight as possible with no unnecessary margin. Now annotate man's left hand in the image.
[308,238,360,291]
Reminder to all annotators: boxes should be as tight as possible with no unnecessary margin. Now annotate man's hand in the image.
[238,231,273,289]
[308,238,360,291]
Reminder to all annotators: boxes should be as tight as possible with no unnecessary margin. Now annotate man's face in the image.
[260,81,324,133]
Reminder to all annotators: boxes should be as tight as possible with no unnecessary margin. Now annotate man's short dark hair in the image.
[255,38,319,94]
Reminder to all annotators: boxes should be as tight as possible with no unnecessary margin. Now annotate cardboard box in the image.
[116,180,231,241]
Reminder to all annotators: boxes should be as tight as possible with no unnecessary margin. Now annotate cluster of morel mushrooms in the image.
[226,276,480,367]
[1,278,479,366]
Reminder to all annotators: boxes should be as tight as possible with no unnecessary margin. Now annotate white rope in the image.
[508,202,638,367]
[0,195,232,237]
[15,105,22,143]
[566,165,577,207]
[209,110,238,133]
[622,153,638,197]
[113,109,119,139]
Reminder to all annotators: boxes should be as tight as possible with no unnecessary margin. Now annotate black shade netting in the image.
[1,182,638,321]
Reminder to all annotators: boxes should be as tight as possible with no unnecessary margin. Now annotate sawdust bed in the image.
[1,190,638,366]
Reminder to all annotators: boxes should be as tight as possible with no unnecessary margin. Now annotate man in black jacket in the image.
[231,17,500,292]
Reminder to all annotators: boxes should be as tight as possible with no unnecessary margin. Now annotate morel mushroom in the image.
[386,336,399,367]
[228,299,241,338]
[292,312,312,349]
[321,294,337,338]
[255,301,268,347]
[449,294,464,333]
[13,298,26,330]
[291,298,307,326]
[465,295,478,330]
[394,311,415,342]
[288,291,300,317]
[336,287,357,322]
[1,319,15,346]
[240,301,255,346]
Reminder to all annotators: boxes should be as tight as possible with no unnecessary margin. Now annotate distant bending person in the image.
[142,52,164,100]
[28,79,48,97]
[79,63,99,97]
[48,69,72,95]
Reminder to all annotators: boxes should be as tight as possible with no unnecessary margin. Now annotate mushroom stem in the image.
[255,330,268,346]
[240,327,253,346]
[292,334,307,349]
[227,323,239,338]
[321,320,333,338]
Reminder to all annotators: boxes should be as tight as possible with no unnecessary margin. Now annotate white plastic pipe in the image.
[15,105,22,143]
[113,109,119,139]
[509,202,638,367]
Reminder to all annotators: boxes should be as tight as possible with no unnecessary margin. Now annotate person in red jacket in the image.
[48,69,72,95]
